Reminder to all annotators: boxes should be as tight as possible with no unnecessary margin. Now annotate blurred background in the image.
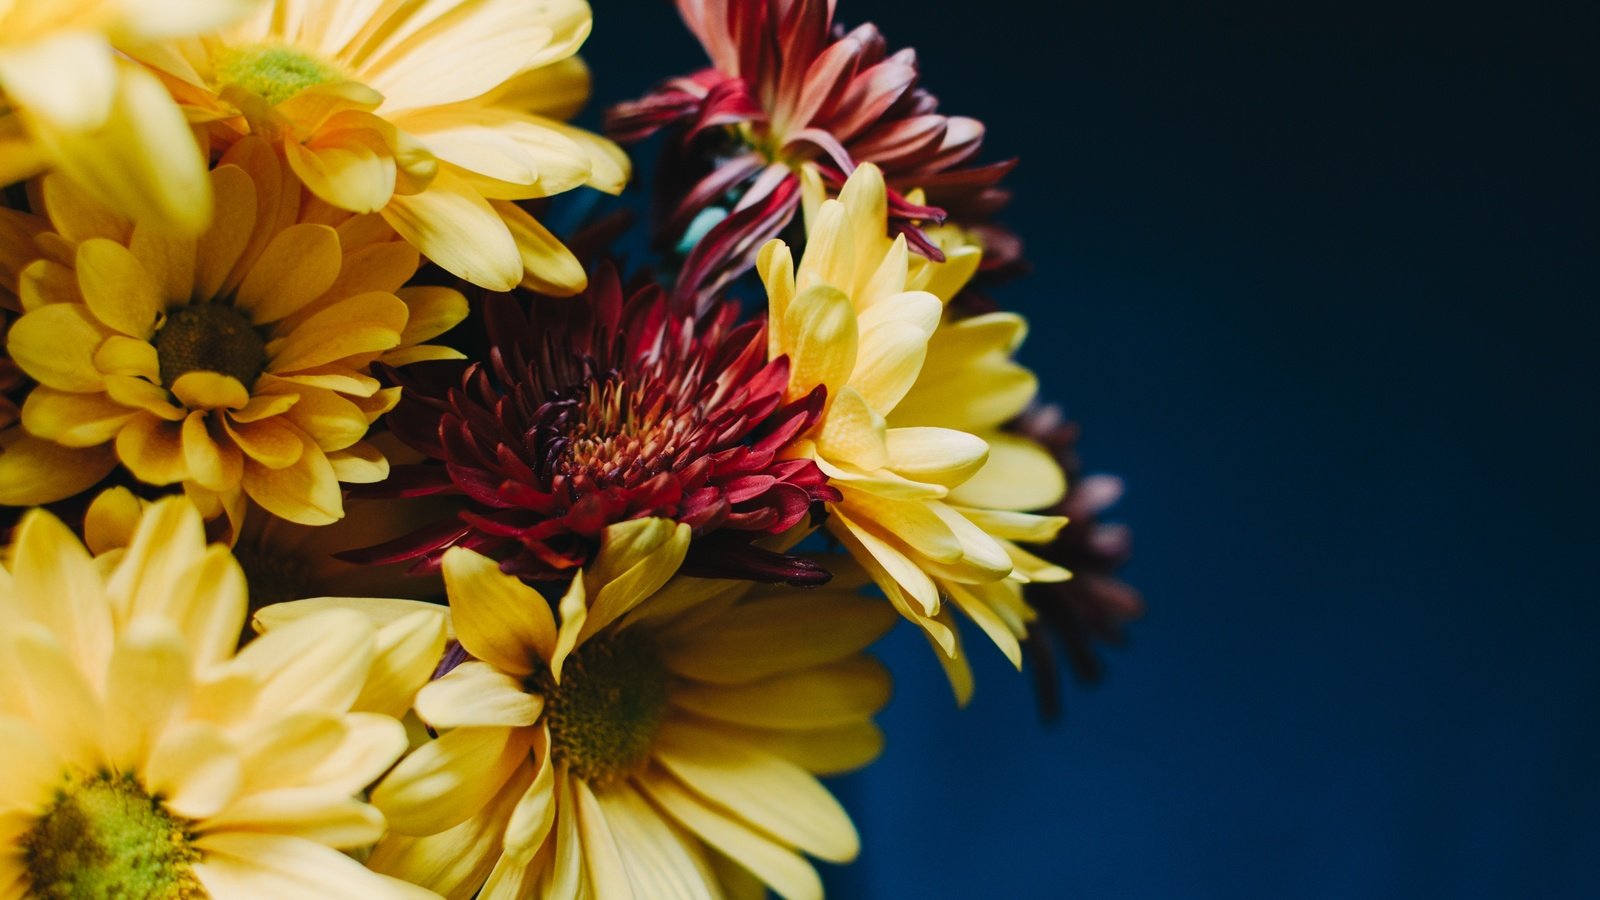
[586,2,1599,896]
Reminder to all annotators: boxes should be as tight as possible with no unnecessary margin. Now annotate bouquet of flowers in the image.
[0,0,1140,896]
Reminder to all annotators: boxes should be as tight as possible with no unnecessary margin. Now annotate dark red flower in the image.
[1014,405,1144,721]
[606,0,1013,308]
[346,266,839,586]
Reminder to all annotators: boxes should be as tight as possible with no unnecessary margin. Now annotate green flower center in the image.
[216,45,344,106]
[152,304,267,389]
[22,772,202,900]
[529,632,671,785]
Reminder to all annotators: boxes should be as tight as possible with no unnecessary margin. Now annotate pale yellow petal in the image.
[414,661,542,729]
[371,726,529,836]
[640,772,822,900]
[381,173,519,291]
[660,592,897,685]
[145,721,241,819]
[442,546,555,677]
[652,720,858,863]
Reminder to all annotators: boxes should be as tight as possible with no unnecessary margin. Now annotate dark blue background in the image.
[587,2,1600,896]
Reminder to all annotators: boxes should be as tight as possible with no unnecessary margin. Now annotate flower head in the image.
[354,265,838,585]
[0,497,445,898]
[295,518,892,899]
[134,0,629,293]
[607,0,1011,305]
[1010,405,1144,720]
[0,0,255,234]
[761,163,1066,701]
[1,137,467,528]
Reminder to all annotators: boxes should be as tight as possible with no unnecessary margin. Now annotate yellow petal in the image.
[947,432,1068,511]
[780,284,857,401]
[83,486,146,554]
[192,165,258,301]
[75,238,163,337]
[492,200,586,297]
[816,386,887,471]
[228,608,374,717]
[414,662,542,729]
[639,772,823,900]
[355,608,450,720]
[7,509,113,674]
[578,518,690,642]
[441,546,555,677]
[652,720,858,863]
[0,430,116,505]
[370,726,528,836]
[225,417,306,468]
[265,290,407,372]
[242,439,343,525]
[714,720,885,777]
[114,414,189,485]
[660,592,897,685]
[144,721,241,819]
[7,302,109,391]
[92,335,160,380]
[882,427,989,489]
[171,372,250,410]
[103,618,192,770]
[19,387,138,446]
[669,658,891,730]
[235,223,342,324]
[182,411,244,492]
[286,133,397,214]
[194,832,436,899]
[381,173,519,291]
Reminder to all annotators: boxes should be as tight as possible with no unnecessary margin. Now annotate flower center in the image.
[152,304,267,389]
[22,772,202,899]
[528,632,670,785]
[216,44,344,106]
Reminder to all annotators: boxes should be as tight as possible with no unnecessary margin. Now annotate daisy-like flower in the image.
[760,163,1066,701]
[0,497,446,898]
[1,137,467,529]
[0,0,254,234]
[352,265,838,585]
[607,0,1011,305]
[282,518,892,899]
[1009,405,1144,721]
[133,0,628,293]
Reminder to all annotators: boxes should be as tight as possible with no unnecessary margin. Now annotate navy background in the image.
[585,2,1599,897]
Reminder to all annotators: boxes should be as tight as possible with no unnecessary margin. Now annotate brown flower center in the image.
[527,631,670,785]
[22,771,202,899]
[152,304,266,389]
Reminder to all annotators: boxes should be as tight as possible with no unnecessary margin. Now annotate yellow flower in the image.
[1,136,467,527]
[0,497,445,898]
[133,0,628,293]
[0,0,256,234]
[761,163,1068,702]
[270,519,893,899]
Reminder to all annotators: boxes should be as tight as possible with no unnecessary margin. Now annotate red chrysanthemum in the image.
[347,266,839,585]
[607,0,1013,306]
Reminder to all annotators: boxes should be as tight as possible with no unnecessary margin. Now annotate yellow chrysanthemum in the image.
[761,163,1068,702]
[1,136,467,527]
[261,519,894,899]
[0,0,256,234]
[134,0,628,293]
[0,497,447,898]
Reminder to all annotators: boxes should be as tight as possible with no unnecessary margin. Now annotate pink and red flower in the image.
[350,266,838,585]
[607,0,1012,306]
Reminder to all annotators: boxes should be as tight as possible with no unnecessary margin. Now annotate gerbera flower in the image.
[760,163,1066,701]
[1,137,467,529]
[281,518,892,899]
[0,0,254,234]
[607,0,1011,304]
[0,497,445,897]
[1009,405,1144,721]
[132,0,628,293]
[351,265,838,585]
